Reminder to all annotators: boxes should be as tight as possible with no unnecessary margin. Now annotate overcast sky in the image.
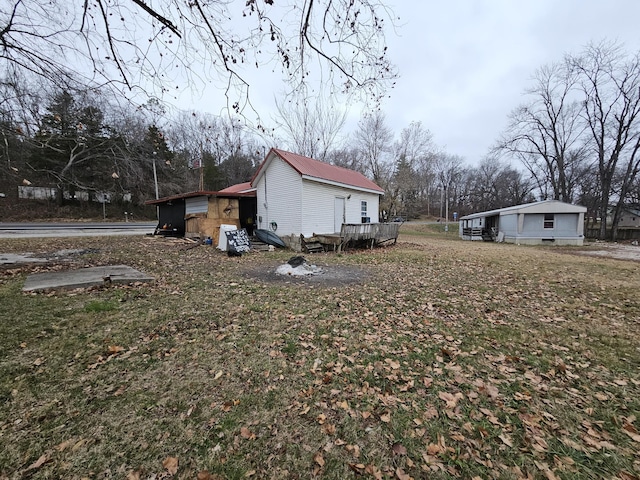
[377,0,640,164]
[176,1,640,166]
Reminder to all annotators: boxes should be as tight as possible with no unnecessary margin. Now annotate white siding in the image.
[301,179,380,236]
[255,156,303,235]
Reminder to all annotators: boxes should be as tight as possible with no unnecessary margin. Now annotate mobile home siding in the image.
[255,156,302,234]
[460,200,587,245]
[499,214,518,236]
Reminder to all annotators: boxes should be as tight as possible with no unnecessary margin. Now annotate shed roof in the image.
[460,200,587,220]
[251,148,384,194]
[144,190,255,205]
[218,182,256,194]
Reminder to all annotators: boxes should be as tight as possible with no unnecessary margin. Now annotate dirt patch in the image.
[573,242,640,262]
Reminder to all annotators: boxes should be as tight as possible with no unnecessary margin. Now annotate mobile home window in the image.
[543,213,554,229]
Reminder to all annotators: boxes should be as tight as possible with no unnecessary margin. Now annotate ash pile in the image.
[276,256,323,276]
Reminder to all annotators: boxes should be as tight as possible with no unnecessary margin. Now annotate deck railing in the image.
[339,222,401,249]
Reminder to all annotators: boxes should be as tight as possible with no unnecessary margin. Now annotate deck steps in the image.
[300,234,325,253]
[249,236,271,251]
[303,241,324,253]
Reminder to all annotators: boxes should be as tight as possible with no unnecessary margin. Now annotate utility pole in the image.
[152,151,159,220]
[199,143,204,191]
[152,151,159,200]
[444,184,449,232]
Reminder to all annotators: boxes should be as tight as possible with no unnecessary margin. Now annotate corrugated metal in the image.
[185,196,208,215]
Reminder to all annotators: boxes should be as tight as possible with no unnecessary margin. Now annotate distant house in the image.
[618,207,640,228]
[145,189,256,243]
[250,148,384,242]
[459,200,587,246]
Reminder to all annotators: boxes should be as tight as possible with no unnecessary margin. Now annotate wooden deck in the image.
[307,223,401,252]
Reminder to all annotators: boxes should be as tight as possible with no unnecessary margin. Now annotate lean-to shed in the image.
[145,190,257,244]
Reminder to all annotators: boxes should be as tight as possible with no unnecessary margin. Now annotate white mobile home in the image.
[459,200,587,246]
[251,149,384,239]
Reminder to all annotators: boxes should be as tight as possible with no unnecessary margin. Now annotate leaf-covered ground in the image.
[0,231,639,480]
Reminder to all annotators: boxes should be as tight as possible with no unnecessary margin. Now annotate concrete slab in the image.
[23,265,154,292]
[0,253,49,264]
[1,249,99,265]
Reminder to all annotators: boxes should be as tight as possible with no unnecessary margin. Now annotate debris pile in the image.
[276,256,322,277]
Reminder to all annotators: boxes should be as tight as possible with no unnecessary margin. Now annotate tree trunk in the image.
[598,193,609,240]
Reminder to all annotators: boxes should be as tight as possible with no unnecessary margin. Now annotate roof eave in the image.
[144,190,255,205]
[301,175,384,195]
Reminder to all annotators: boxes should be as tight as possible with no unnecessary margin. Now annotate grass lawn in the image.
[1,229,639,479]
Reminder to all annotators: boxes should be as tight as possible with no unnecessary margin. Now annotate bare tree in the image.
[392,121,438,215]
[433,153,464,221]
[495,61,589,203]
[463,156,534,213]
[274,95,346,161]
[1,0,397,111]
[326,147,367,174]
[354,111,393,184]
[571,41,640,240]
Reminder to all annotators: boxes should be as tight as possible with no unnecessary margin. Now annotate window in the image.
[361,201,370,223]
[543,213,554,229]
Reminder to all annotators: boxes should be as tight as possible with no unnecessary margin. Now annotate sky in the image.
[378,0,640,164]
[172,0,640,166]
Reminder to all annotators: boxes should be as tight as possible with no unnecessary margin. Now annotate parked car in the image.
[391,216,405,223]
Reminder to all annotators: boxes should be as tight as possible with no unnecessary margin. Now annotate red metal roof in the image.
[251,148,384,193]
[218,182,256,194]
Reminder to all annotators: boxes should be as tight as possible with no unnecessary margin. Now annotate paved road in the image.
[0,221,157,238]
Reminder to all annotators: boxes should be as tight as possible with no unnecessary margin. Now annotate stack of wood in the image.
[300,234,324,253]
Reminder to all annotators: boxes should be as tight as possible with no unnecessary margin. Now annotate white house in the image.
[251,148,384,239]
[459,200,587,246]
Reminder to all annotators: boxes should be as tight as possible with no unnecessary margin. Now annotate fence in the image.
[585,228,640,241]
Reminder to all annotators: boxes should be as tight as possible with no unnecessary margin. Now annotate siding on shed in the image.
[185,196,209,215]
[300,180,380,236]
[255,155,303,234]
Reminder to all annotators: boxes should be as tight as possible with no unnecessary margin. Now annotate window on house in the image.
[361,201,370,223]
[543,213,554,229]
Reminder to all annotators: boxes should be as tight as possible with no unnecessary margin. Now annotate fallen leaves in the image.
[3,235,640,479]
[162,456,179,475]
[391,442,407,456]
[498,433,513,447]
[438,391,464,409]
[622,422,640,443]
[24,454,48,472]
